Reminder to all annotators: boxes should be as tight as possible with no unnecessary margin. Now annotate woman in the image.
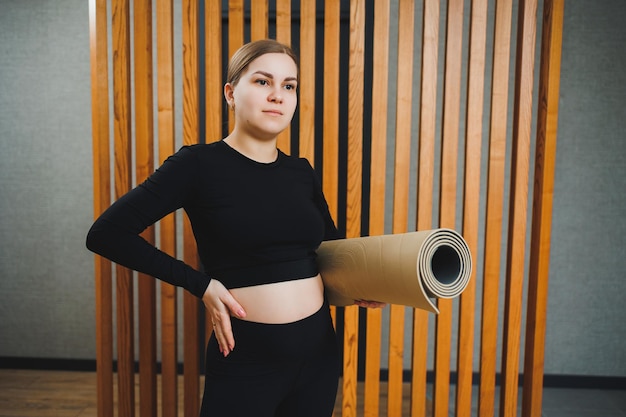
[86,39,381,416]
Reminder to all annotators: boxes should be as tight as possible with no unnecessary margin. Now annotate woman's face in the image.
[225,53,298,140]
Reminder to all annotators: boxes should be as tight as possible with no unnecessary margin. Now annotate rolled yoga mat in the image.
[316,228,472,313]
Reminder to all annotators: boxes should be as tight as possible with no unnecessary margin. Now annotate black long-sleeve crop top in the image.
[86,140,339,298]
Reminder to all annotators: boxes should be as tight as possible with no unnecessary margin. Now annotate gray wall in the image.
[0,0,624,378]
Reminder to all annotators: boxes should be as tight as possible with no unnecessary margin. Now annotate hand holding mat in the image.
[316,229,472,313]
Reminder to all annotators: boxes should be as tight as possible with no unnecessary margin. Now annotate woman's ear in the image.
[224,83,235,109]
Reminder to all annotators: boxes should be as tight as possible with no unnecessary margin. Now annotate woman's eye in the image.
[284,84,297,91]
[256,79,269,86]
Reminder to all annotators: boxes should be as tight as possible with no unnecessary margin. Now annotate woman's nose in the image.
[268,88,283,103]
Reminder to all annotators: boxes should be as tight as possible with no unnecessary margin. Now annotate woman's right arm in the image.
[85,147,210,298]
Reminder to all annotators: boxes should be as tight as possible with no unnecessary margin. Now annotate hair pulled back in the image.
[226,39,299,87]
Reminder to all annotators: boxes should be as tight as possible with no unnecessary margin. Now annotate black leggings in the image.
[199,301,339,417]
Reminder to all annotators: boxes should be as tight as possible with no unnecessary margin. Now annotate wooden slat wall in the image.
[88,1,564,416]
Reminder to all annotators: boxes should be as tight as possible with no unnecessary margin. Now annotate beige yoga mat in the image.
[317,229,472,313]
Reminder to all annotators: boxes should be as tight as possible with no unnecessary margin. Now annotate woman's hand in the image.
[202,279,246,357]
[354,299,387,309]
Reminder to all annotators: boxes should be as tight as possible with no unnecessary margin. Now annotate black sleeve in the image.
[86,146,210,298]
[310,163,343,241]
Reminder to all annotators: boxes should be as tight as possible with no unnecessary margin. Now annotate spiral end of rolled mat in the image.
[418,228,472,299]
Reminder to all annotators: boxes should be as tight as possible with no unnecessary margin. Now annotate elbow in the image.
[85,225,99,253]
[85,221,106,254]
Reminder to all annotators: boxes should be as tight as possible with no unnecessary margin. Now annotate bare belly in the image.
[230,274,325,324]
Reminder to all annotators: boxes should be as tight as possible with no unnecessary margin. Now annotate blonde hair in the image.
[226,39,298,87]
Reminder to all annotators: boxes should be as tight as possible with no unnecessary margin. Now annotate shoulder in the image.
[279,151,315,172]
[178,141,225,158]
[169,141,232,166]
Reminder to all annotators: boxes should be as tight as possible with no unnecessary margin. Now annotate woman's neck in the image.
[223,134,278,163]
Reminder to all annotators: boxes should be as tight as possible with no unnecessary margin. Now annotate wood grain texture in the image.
[275,0,292,153]
[389,0,415,414]
[412,1,440,415]
[88,0,113,415]
[156,1,178,414]
[322,0,340,335]
[322,0,340,223]
[112,0,135,415]
[478,1,513,415]
[500,0,538,415]
[132,1,157,415]
[228,0,244,131]
[251,0,268,41]
[433,1,465,414]
[456,0,488,415]
[182,1,202,414]
[299,0,316,162]
[205,0,222,144]
[0,370,425,417]
[364,0,390,414]
[342,1,366,415]
[522,1,564,416]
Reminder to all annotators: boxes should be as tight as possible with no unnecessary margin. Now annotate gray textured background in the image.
[0,0,625,378]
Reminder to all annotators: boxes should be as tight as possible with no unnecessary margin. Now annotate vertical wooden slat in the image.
[433,0,464,415]
[156,0,178,415]
[455,0,488,415]
[346,0,365,239]
[478,0,513,415]
[182,238,201,417]
[251,0,269,41]
[183,0,200,147]
[160,272,178,417]
[299,0,316,162]
[182,0,202,415]
[522,1,564,416]
[388,0,415,415]
[412,0,440,415]
[133,0,157,415]
[363,0,390,415]
[275,0,292,154]
[322,0,340,224]
[275,0,292,45]
[500,0,538,415]
[343,0,366,415]
[322,0,340,333]
[112,1,135,415]
[368,0,390,242]
[88,1,113,415]
[228,0,245,61]
[228,0,244,132]
[205,0,223,348]
[205,0,223,145]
